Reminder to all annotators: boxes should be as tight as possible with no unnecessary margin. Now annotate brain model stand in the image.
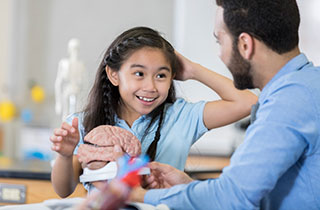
[55,38,85,121]
[77,125,150,183]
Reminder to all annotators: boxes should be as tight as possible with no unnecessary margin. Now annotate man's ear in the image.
[105,66,119,86]
[238,32,254,60]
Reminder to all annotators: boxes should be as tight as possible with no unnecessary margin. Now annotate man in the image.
[125,0,320,209]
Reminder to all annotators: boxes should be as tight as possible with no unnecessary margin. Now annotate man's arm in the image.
[141,123,307,209]
[138,85,316,209]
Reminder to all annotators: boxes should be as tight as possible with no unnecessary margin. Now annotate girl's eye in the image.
[135,72,144,77]
[156,73,167,79]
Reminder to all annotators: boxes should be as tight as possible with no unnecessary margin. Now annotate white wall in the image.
[297,0,320,66]
[0,0,11,98]
[0,0,17,157]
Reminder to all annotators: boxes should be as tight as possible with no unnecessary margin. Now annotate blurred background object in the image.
[30,85,45,104]
[55,38,85,121]
[0,101,16,123]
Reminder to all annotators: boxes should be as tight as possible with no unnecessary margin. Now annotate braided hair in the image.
[83,27,179,161]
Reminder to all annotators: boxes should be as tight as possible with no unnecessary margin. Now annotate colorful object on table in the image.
[0,100,16,122]
[31,85,45,103]
[117,154,149,187]
[21,108,33,123]
[80,154,150,210]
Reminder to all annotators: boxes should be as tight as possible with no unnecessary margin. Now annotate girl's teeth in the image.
[139,96,154,102]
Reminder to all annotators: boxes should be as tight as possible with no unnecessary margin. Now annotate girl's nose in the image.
[143,78,156,92]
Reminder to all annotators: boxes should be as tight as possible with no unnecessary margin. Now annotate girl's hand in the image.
[175,51,197,81]
[50,117,80,158]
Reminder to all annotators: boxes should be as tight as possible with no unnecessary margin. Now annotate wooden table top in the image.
[185,155,230,179]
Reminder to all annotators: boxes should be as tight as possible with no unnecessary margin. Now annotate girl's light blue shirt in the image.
[69,98,208,171]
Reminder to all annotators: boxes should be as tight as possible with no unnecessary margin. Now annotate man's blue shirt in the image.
[145,53,320,210]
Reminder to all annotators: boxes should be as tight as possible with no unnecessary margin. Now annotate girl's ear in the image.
[105,66,119,86]
[172,72,176,80]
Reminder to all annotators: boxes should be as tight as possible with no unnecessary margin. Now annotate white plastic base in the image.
[79,161,150,182]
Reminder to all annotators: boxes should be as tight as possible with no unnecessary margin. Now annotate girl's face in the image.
[107,47,173,122]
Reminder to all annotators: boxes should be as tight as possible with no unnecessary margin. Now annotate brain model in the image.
[77,125,141,170]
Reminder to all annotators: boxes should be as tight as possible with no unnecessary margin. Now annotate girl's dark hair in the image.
[216,0,300,54]
[83,26,178,161]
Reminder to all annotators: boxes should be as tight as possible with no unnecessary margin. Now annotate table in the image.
[0,159,86,205]
[185,155,230,179]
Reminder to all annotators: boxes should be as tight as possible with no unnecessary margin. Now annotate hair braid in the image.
[144,104,165,161]
[102,73,117,125]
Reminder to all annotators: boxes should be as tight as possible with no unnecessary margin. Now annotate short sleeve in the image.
[169,98,208,144]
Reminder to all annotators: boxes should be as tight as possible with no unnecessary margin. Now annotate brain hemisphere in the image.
[77,125,141,165]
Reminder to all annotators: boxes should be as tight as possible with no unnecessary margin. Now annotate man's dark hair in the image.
[216,0,300,54]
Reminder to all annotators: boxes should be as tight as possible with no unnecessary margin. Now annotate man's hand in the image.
[144,162,193,189]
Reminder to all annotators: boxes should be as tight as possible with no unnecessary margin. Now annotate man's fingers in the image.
[149,161,171,173]
[146,174,154,182]
[149,181,159,189]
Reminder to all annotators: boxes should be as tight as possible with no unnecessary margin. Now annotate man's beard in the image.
[227,42,255,90]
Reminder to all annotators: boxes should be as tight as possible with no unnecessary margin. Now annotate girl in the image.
[50,26,257,197]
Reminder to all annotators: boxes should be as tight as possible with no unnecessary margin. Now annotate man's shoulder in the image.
[290,64,320,83]
[268,66,320,96]
[258,66,320,121]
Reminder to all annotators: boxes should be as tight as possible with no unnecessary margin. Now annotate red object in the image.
[121,170,141,188]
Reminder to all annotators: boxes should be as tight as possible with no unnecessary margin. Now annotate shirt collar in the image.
[259,53,310,102]
[114,114,149,125]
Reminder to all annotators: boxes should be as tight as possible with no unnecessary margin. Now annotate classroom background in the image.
[0,0,319,162]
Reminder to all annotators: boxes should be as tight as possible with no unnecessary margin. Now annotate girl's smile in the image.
[137,95,159,104]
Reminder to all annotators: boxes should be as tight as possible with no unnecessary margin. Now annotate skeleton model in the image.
[55,39,85,121]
